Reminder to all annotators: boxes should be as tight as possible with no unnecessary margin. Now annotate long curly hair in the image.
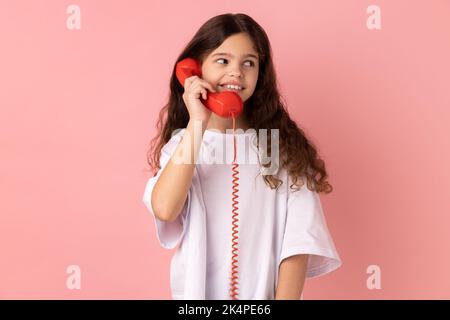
[146,13,332,193]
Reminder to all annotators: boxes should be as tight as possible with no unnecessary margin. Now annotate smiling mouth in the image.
[217,85,245,92]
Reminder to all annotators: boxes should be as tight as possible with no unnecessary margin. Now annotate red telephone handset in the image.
[175,58,243,118]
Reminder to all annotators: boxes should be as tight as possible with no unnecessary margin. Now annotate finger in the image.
[188,82,199,94]
[184,75,197,87]
[201,80,215,92]
[202,89,206,100]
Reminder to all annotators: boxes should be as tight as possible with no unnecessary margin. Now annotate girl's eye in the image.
[216,58,255,67]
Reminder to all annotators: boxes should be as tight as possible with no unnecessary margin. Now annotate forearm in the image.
[151,119,206,222]
[275,254,309,300]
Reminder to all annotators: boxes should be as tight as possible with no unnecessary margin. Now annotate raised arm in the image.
[151,119,206,222]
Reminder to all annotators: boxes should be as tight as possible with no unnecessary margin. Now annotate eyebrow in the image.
[212,52,258,60]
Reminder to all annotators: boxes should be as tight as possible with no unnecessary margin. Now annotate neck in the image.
[205,112,249,133]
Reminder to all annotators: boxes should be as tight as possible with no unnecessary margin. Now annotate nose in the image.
[227,62,243,77]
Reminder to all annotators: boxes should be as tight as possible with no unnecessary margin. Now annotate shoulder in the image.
[161,128,186,155]
[286,172,316,197]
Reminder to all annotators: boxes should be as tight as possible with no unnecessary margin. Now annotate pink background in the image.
[1,0,449,299]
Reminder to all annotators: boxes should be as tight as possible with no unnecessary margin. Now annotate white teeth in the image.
[221,84,242,90]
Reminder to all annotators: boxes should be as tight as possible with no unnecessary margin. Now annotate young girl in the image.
[143,13,342,300]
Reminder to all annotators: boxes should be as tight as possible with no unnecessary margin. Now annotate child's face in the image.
[201,32,259,103]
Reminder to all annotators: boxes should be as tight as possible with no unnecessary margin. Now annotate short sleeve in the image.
[279,178,342,278]
[142,130,191,250]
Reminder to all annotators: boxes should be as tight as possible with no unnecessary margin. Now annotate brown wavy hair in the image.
[145,13,332,193]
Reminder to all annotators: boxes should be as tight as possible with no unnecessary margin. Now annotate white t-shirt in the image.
[142,128,342,300]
